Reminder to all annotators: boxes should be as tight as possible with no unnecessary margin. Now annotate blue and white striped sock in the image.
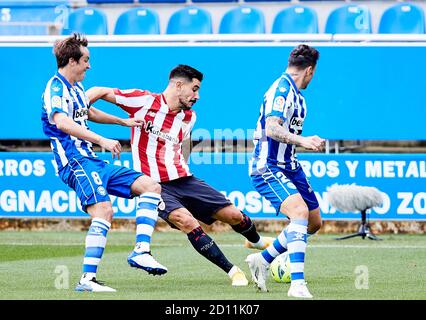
[261,229,288,264]
[82,217,110,280]
[286,219,308,285]
[134,192,161,253]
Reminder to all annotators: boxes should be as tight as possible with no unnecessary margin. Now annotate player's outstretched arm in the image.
[265,116,325,152]
[88,106,143,128]
[53,112,122,159]
[86,87,116,105]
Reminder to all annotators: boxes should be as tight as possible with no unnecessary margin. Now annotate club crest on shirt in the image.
[51,96,62,109]
[97,186,107,196]
[273,96,285,112]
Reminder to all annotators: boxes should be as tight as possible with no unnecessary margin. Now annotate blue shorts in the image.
[59,156,143,212]
[159,175,232,227]
[251,164,319,215]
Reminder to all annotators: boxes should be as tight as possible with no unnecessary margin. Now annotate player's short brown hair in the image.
[53,33,88,69]
[169,64,203,82]
[288,44,319,70]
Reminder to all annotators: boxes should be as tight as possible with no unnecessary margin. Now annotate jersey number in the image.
[91,172,103,185]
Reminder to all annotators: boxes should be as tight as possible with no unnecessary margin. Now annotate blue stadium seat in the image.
[325,5,372,34]
[219,6,265,34]
[272,5,318,34]
[114,8,160,35]
[379,3,425,34]
[192,0,236,2]
[139,0,185,3]
[87,0,133,3]
[62,7,108,35]
[244,0,289,2]
[0,1,69,35]
[166,6,212,34]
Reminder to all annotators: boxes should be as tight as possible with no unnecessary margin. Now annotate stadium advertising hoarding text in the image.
[0,152,425,220]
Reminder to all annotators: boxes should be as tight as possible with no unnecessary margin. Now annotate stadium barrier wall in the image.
[1,41,426,140]
[1,152,425,220]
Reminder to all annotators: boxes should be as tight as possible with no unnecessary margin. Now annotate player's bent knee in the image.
[230,211,244,225]
[283,204,309,220]
[169,211,199,233]
[213,206,242,225]
[308,208,322,234]
[87,202,114,222]
[145,181,161,194]
[132,176,161,195]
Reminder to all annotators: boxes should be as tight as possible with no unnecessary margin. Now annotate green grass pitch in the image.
[0,230,425,300]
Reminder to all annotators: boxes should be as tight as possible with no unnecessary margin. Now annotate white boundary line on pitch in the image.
[2,242,426,249]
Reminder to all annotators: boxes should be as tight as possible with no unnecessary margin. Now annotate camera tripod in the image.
[336,209,381,241]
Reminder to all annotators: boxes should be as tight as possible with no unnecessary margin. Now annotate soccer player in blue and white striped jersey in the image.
[246,44,324,298]
[41,33,168,292]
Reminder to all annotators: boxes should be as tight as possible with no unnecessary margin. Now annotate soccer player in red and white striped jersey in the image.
[87,65,273,286]
[112,87,195,183]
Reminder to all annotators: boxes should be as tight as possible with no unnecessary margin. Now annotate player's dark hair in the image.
[169,64,203,82]
[288,44,319,70]
[53,33,88,69]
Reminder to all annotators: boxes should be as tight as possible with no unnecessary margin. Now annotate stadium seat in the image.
[87,0,133,3]
[86,0,134,4]
[325,5,372,34]
[379,3,425,34]
[244,0,290,2]
[139,0,185,3]
[192,0,236,3]
[166,6,212,34]
[0,1,69,35]
[272,5,318,34]
[219,6,265,34]
[114,8,160,35]
[61,7,108,35]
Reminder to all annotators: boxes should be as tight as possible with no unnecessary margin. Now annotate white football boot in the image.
[228,266,249,286]
[287,281,313,299]
[245,253,269,292]
[127,251,168,275]
[75,274,116,292]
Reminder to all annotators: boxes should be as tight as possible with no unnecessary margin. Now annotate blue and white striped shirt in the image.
[41,72,96,173]
[250,73,307,175]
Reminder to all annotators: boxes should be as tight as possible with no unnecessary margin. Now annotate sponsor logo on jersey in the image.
[290,117,304,129]
[73,108,89,121]
[144,120,179,144]
[273,96,285,112]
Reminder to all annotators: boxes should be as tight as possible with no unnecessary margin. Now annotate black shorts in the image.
[159,175,232,226]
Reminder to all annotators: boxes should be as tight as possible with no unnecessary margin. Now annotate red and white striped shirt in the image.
[114,88,196,182]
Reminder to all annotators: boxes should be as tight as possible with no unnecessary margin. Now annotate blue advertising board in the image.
[1,152,425,220]
[1,44,426,140]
